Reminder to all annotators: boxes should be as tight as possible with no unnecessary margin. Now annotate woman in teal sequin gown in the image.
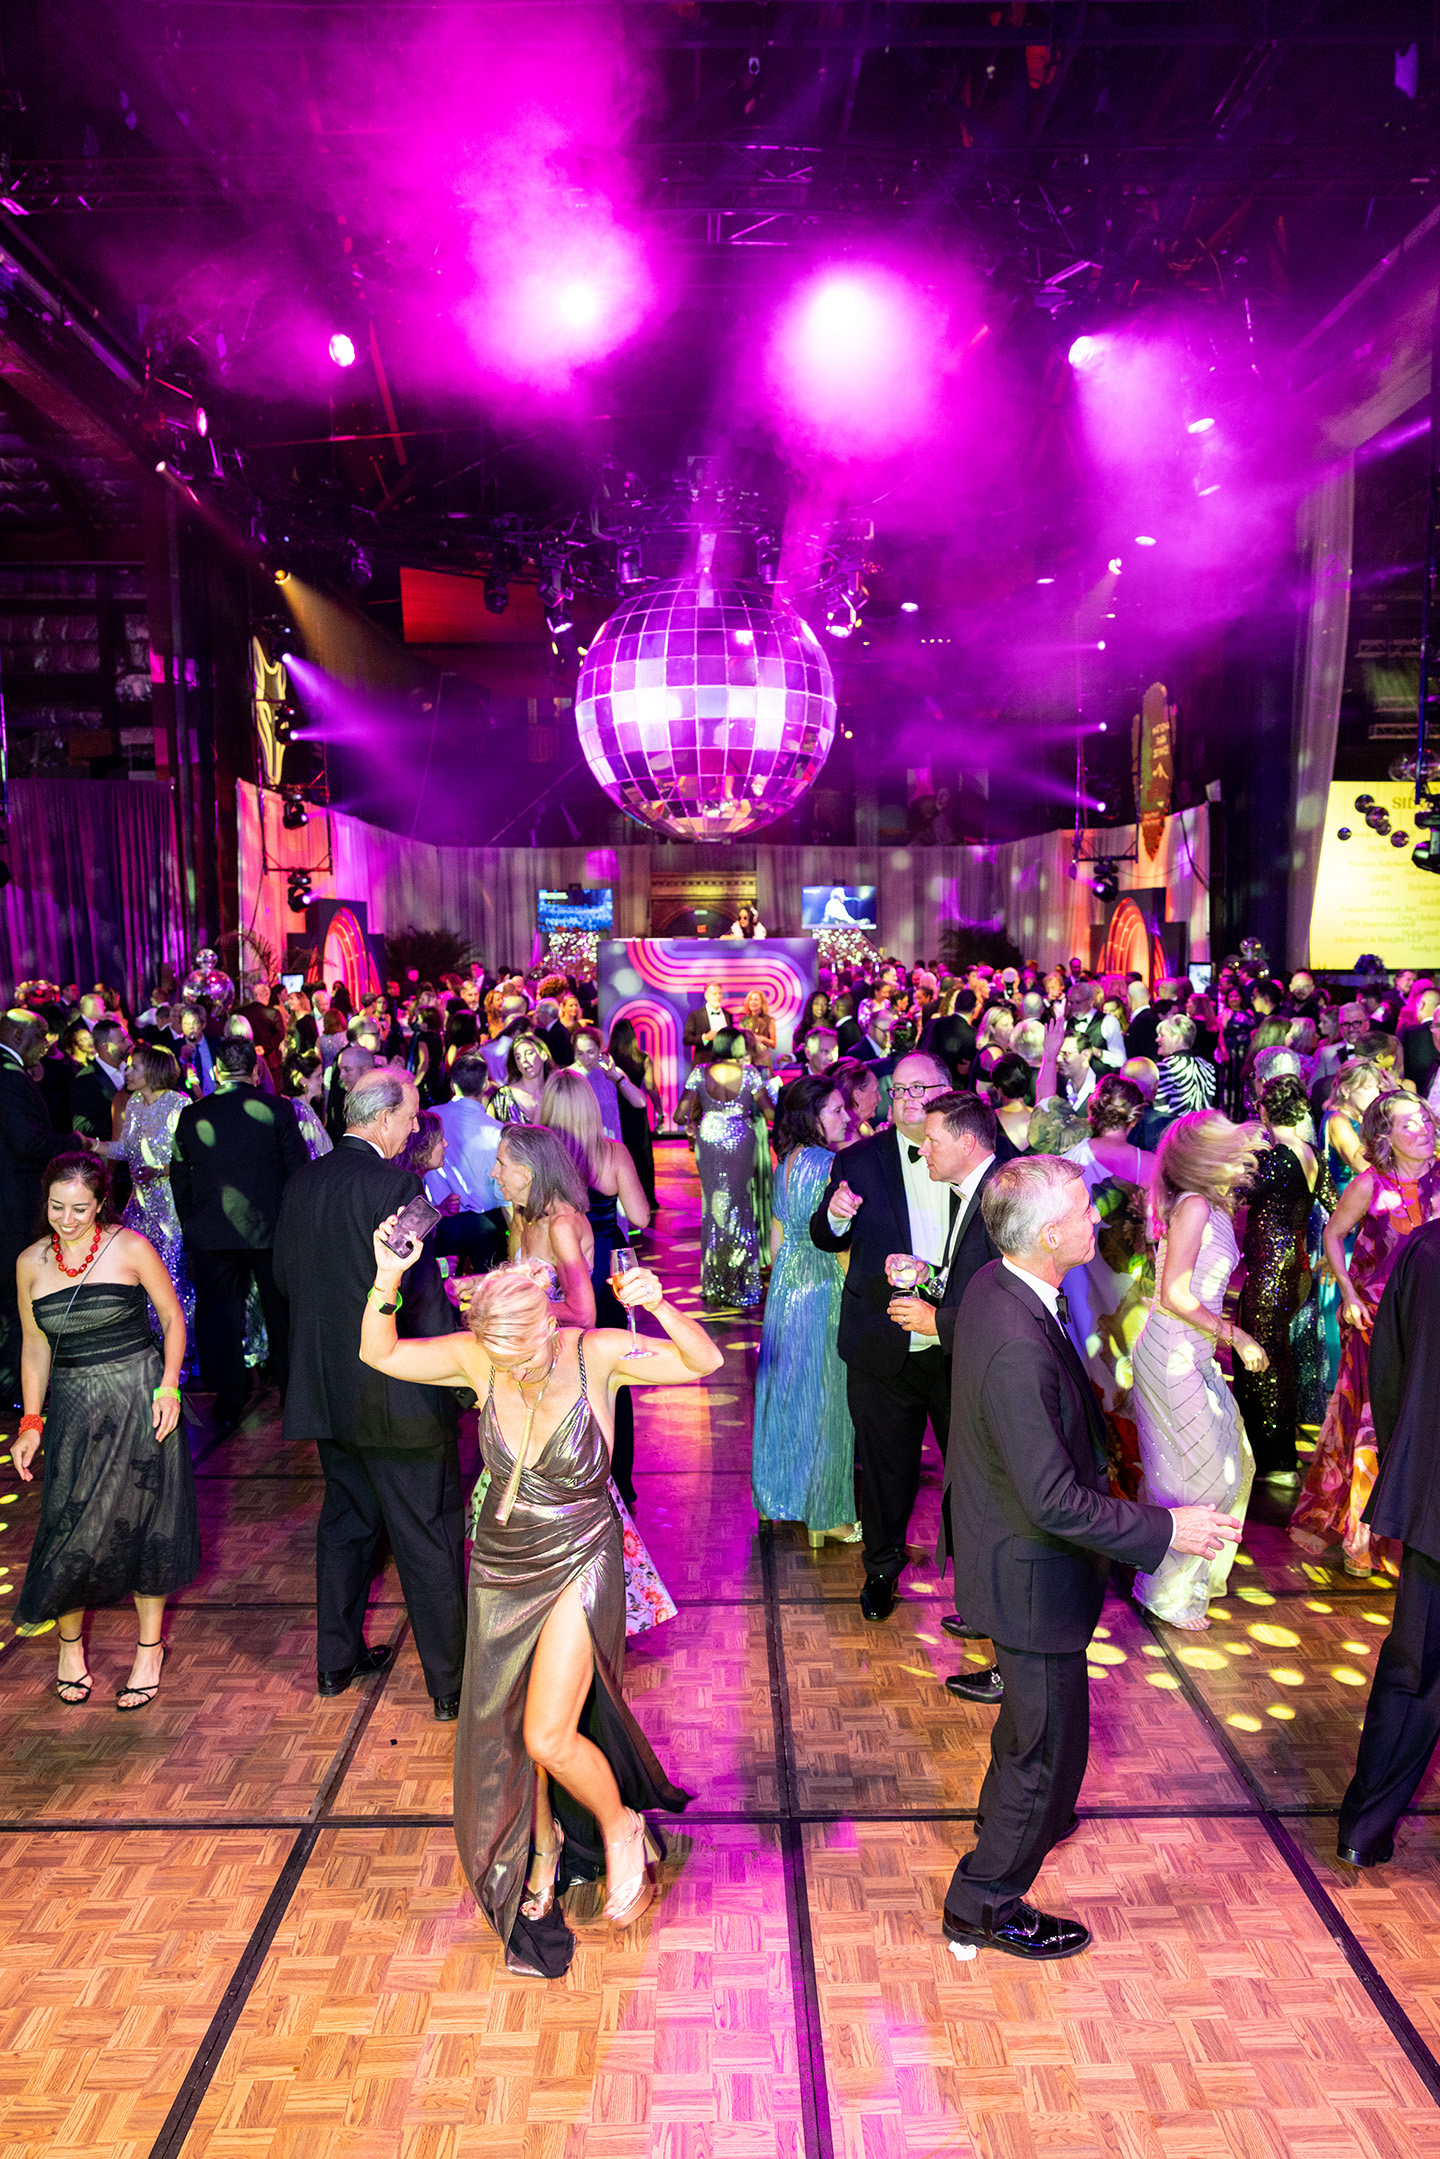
[752,1076,860,1541]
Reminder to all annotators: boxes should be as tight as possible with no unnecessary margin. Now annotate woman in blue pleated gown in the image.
[752,1075,861,1544]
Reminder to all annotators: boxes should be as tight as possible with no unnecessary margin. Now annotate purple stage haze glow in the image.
[328,332,358,369]
[766,267,942,459]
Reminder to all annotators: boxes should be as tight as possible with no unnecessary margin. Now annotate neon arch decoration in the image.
[599,938,817,1122]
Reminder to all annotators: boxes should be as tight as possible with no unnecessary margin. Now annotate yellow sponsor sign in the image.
[1309,780,1440,968]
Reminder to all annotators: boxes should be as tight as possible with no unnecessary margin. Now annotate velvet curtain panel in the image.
[0,776,187,1009]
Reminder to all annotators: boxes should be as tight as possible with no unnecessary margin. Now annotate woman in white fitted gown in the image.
[1132,1111,1268,1629]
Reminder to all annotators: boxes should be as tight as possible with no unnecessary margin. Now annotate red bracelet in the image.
[18,1414,44,1437]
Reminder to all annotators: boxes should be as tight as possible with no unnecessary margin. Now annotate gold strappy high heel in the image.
[603,1808,661,1928]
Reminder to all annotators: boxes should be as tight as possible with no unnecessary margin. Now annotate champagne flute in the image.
[609,1245,659,1358]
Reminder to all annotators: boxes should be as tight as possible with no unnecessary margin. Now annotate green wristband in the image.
[153,1386,181,1401]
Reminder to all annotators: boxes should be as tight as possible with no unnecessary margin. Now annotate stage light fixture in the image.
[484,566,510,616]
[1036,575,1055,586]
[193,406,209,440]
[1108,557,1123,574]
[616,547,644,588]
[1413,840,1440,873]
[1091,861,1120,902]
[155,460,167,474]
[328,331,358,369]
[900,600,920,613]
[286,872,312,913]
[1187,417,1215,434]
[282,794,309,829]
[1068,335,1103,370]
[1134,535,1157,547]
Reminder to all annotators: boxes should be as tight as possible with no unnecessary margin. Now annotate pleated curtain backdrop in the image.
[0,776,188,1009]
[237,782,1210,977]
[1287,462,1355,968]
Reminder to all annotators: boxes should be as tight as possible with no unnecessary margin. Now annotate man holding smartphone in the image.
[274,1069,468,1720]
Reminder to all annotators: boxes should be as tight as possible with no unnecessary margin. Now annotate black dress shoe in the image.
[1337,1838,1393,1868]
[317,1643,393,1697]
[860,1574,896,1622]
[943,1899,1091,1961]
[945,1665,1004,1704]
[940,1614,990,1641]
[432,1693,461,1722]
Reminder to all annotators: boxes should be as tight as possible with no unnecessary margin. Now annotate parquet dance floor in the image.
[5,1145,1440,2158]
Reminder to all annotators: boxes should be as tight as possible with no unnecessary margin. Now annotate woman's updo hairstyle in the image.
[466,1263,554,1356]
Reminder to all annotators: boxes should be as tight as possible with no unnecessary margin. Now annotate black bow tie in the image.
[908,1144,922,1162]
[1055,1292,1071,1327]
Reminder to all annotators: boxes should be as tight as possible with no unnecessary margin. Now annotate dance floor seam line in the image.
[760,1520,836,2159]
[1145,1609,1440,2110]
[141,1615,407,2159]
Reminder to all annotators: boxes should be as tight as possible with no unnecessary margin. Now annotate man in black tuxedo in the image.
[171,1038,309,1435]
[273,1068,466,1721]
[683,982,731,1064]
[69,1017,130,1139]
[0,1011,81,1404]
[811,1052,968,1621]
[942,1155,1239,1960]
[1337,1220,1440,1867]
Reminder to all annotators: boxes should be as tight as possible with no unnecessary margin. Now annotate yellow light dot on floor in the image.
[1223,1641,1253,1657]
[1341,1642,1371,1656]
[1146,1672,1181,1691]
[1301,1563,1329,1582]
[1236,1589,1276,1608]
[0,1584,12,1595]
[0,1493,14,1504]
[1304,1601,1333,1613]
[1227,1713,1264,1732]
[1087,1643,1126,1665]
[15,1620,53,1636]
[1248,1622,1302,1648]
[1086,1666,1108,1681]
[1233,1551,1255,1568]
[1331,1666,1367,1687]
[1361,1611,1391,1625]
[1266,1704,1296,1720]
[1176,1646,1228,1671]
[1092,1624,1111,1639]
[1270,1668,1306,1686]
[1141,1645,1167,1658]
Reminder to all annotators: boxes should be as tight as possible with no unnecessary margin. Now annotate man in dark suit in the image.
[273,1067,467,1720]
[69,1016,130,1139]
[683,983,730,1064]
[811,1052,969,1621]
[1336,1220,1440,1867]
[942,1155,1239,1960]
[0,1010,81,1404]
[920,997,977,1085]
[171,1038,309,1435]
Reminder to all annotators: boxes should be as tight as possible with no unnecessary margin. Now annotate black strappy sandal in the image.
[55,1631,93,1707]
[116,1641,167,1713]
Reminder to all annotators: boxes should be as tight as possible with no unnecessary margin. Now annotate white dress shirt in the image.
[97,1057,128,1093]
[899,1134,954,1351]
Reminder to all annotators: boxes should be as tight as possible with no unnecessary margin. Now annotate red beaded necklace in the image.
[51,1221,102,1278]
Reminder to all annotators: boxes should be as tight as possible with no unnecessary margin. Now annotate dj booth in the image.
[597,938,818,1123]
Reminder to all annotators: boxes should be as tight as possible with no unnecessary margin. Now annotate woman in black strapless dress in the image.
[11,1152,193,1711]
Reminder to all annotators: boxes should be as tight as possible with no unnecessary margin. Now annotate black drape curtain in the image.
[0,777,187,1010]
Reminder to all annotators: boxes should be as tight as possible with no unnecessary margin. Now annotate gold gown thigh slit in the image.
[453,1338,690,1953]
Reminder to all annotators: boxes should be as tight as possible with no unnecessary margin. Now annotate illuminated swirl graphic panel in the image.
[599,938,817,1122]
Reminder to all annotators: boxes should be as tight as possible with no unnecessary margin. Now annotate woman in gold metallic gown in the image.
[360,1233,722,1978]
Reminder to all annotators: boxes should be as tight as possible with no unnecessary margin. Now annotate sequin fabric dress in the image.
[1289,1161,1440,1577]
[752,1146,855,1531]
[1232,1144,1334,1476]
[453,1338,689,1962]
[118,1090,196,1357]
[1132,1205,1255,1625]
[16,1284,199,1624]
[684,1065,764,1310]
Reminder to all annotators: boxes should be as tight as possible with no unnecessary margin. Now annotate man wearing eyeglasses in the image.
[812,1052,988,1622]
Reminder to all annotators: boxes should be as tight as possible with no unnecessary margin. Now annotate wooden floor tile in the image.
[0,1828,296,2153]
[804,1815,1440,2159]
[179,1824,801,2159]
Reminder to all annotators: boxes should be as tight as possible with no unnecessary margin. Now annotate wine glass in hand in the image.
[610,1246,659,1358]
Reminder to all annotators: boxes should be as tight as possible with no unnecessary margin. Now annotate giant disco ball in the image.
[574,578,836,841]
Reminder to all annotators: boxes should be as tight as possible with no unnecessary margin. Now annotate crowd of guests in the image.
[7,942,1440,1971]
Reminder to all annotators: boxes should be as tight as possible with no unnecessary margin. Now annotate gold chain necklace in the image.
[494,1341,559,1524]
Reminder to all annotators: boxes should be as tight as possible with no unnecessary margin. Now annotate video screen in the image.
[538,885,614,933]
[802,884,878,931]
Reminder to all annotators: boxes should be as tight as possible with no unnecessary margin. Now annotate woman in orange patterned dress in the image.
[1289,1093,1440,1577]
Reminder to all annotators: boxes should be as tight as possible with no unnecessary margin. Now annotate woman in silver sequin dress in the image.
[96,1043,196,1355]
[680,1027,772,1311]
[1132,1111,1266,1630]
